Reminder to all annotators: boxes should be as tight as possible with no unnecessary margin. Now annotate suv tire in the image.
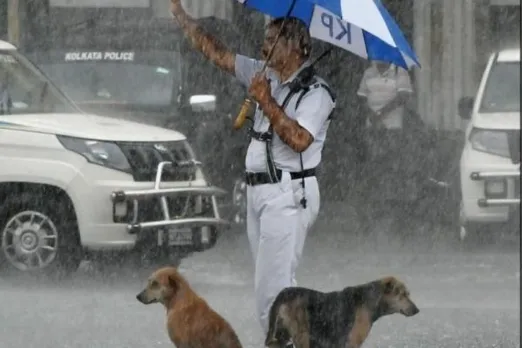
[0,192,83,279]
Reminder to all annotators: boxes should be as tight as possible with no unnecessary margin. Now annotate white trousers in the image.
[246,171,320,334]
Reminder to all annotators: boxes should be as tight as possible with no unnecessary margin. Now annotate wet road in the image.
[0,204,519,348]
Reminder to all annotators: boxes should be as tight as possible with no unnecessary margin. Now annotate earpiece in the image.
[303,45,309,57]
[298,27,312,58]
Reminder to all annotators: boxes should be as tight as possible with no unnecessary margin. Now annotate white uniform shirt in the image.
[235,55,336,173]
[357,62,413,129]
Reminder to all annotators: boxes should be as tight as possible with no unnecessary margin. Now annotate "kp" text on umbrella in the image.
[320,12,351,45]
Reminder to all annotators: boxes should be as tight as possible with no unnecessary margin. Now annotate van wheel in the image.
[0,193,83,279]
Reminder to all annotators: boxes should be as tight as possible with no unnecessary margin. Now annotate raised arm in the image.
[170,0,235,75]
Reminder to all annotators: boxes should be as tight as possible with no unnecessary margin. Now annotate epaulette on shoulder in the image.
[314,82,336,103]
[295,80,336,109]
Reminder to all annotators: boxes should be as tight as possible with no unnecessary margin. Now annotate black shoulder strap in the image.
[264,87,301,181]
[295,82,336,108]
[294,81,336,120]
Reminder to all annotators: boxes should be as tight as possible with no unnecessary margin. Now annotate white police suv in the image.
[0,40,228,277]
[457,48,520,242]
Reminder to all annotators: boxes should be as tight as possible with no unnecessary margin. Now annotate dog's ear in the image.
[168,274,179,294]
[382,277,398,294]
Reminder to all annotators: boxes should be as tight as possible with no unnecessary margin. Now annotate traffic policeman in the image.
[170,0,336,341]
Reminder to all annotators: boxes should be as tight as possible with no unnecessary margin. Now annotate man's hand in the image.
[170,0,183,18]
[368,109,385,128]
[376,91,410,121]
[248,73,272,106]
[169,0,235,75]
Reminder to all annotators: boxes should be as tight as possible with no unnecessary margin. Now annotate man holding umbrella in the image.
[170,0,336,340]
[171,0,418,344]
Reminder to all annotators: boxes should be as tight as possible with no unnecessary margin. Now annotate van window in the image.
[0,50,78,115]
[480,61,520,113]
[32,50,181,109]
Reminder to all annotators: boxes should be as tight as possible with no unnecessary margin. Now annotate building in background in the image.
[2,0,519,133]
[0,2,7,41]
[414,0,520,131]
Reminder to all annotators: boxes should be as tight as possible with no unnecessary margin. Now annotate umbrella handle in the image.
[232,0,297,131]
[233,98,254,130]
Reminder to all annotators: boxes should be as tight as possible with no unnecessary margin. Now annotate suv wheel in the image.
[0,193,83,278]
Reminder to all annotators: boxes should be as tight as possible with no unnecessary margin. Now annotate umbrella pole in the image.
[232,20,288,129]
[310,47,333,66]
[233,0,298,130]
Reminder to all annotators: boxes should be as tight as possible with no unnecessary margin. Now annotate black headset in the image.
[288,64,316,93]
[298,27,312,58]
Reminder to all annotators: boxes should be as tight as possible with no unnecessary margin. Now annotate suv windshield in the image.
[480,61,520,113]
[31,50,182,109]
[0,50,78,115]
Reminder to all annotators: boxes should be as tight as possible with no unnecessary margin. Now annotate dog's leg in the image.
[265,312,290,348]
[269,303,305,348]
[293,330,310,348]
[266,341,287,348]
[284,305,310,348]
[346,308,372,348]
[292,306,310,348]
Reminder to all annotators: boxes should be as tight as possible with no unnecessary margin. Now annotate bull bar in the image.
[470,170,520,208]
[111,161,230,234]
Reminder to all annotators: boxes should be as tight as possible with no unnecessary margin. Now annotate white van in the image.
[458,48,520,242]
[0,40,229,277]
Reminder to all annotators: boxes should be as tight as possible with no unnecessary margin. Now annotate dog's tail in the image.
[264,292,289,347]
[265,304,281,347]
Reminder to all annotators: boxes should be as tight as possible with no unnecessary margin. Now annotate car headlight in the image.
[469,128,510,158]
[57,135,132,173]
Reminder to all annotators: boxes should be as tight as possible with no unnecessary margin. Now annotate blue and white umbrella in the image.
[236,0,420,69]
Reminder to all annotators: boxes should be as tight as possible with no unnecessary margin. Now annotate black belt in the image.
[245,168,316,186]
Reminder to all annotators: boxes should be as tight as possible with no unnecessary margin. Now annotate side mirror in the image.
[458,96,474,120]
[189,94,216,113]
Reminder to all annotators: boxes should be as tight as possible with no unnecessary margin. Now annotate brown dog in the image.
[136,266,243,348]
[265,276,419,348]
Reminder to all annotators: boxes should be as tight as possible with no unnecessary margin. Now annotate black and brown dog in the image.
[265,276,419,348]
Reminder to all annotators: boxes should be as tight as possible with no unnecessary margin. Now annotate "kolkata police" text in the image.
[64,51,135,62]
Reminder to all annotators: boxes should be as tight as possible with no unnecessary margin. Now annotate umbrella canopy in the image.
[236,0,420,69]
